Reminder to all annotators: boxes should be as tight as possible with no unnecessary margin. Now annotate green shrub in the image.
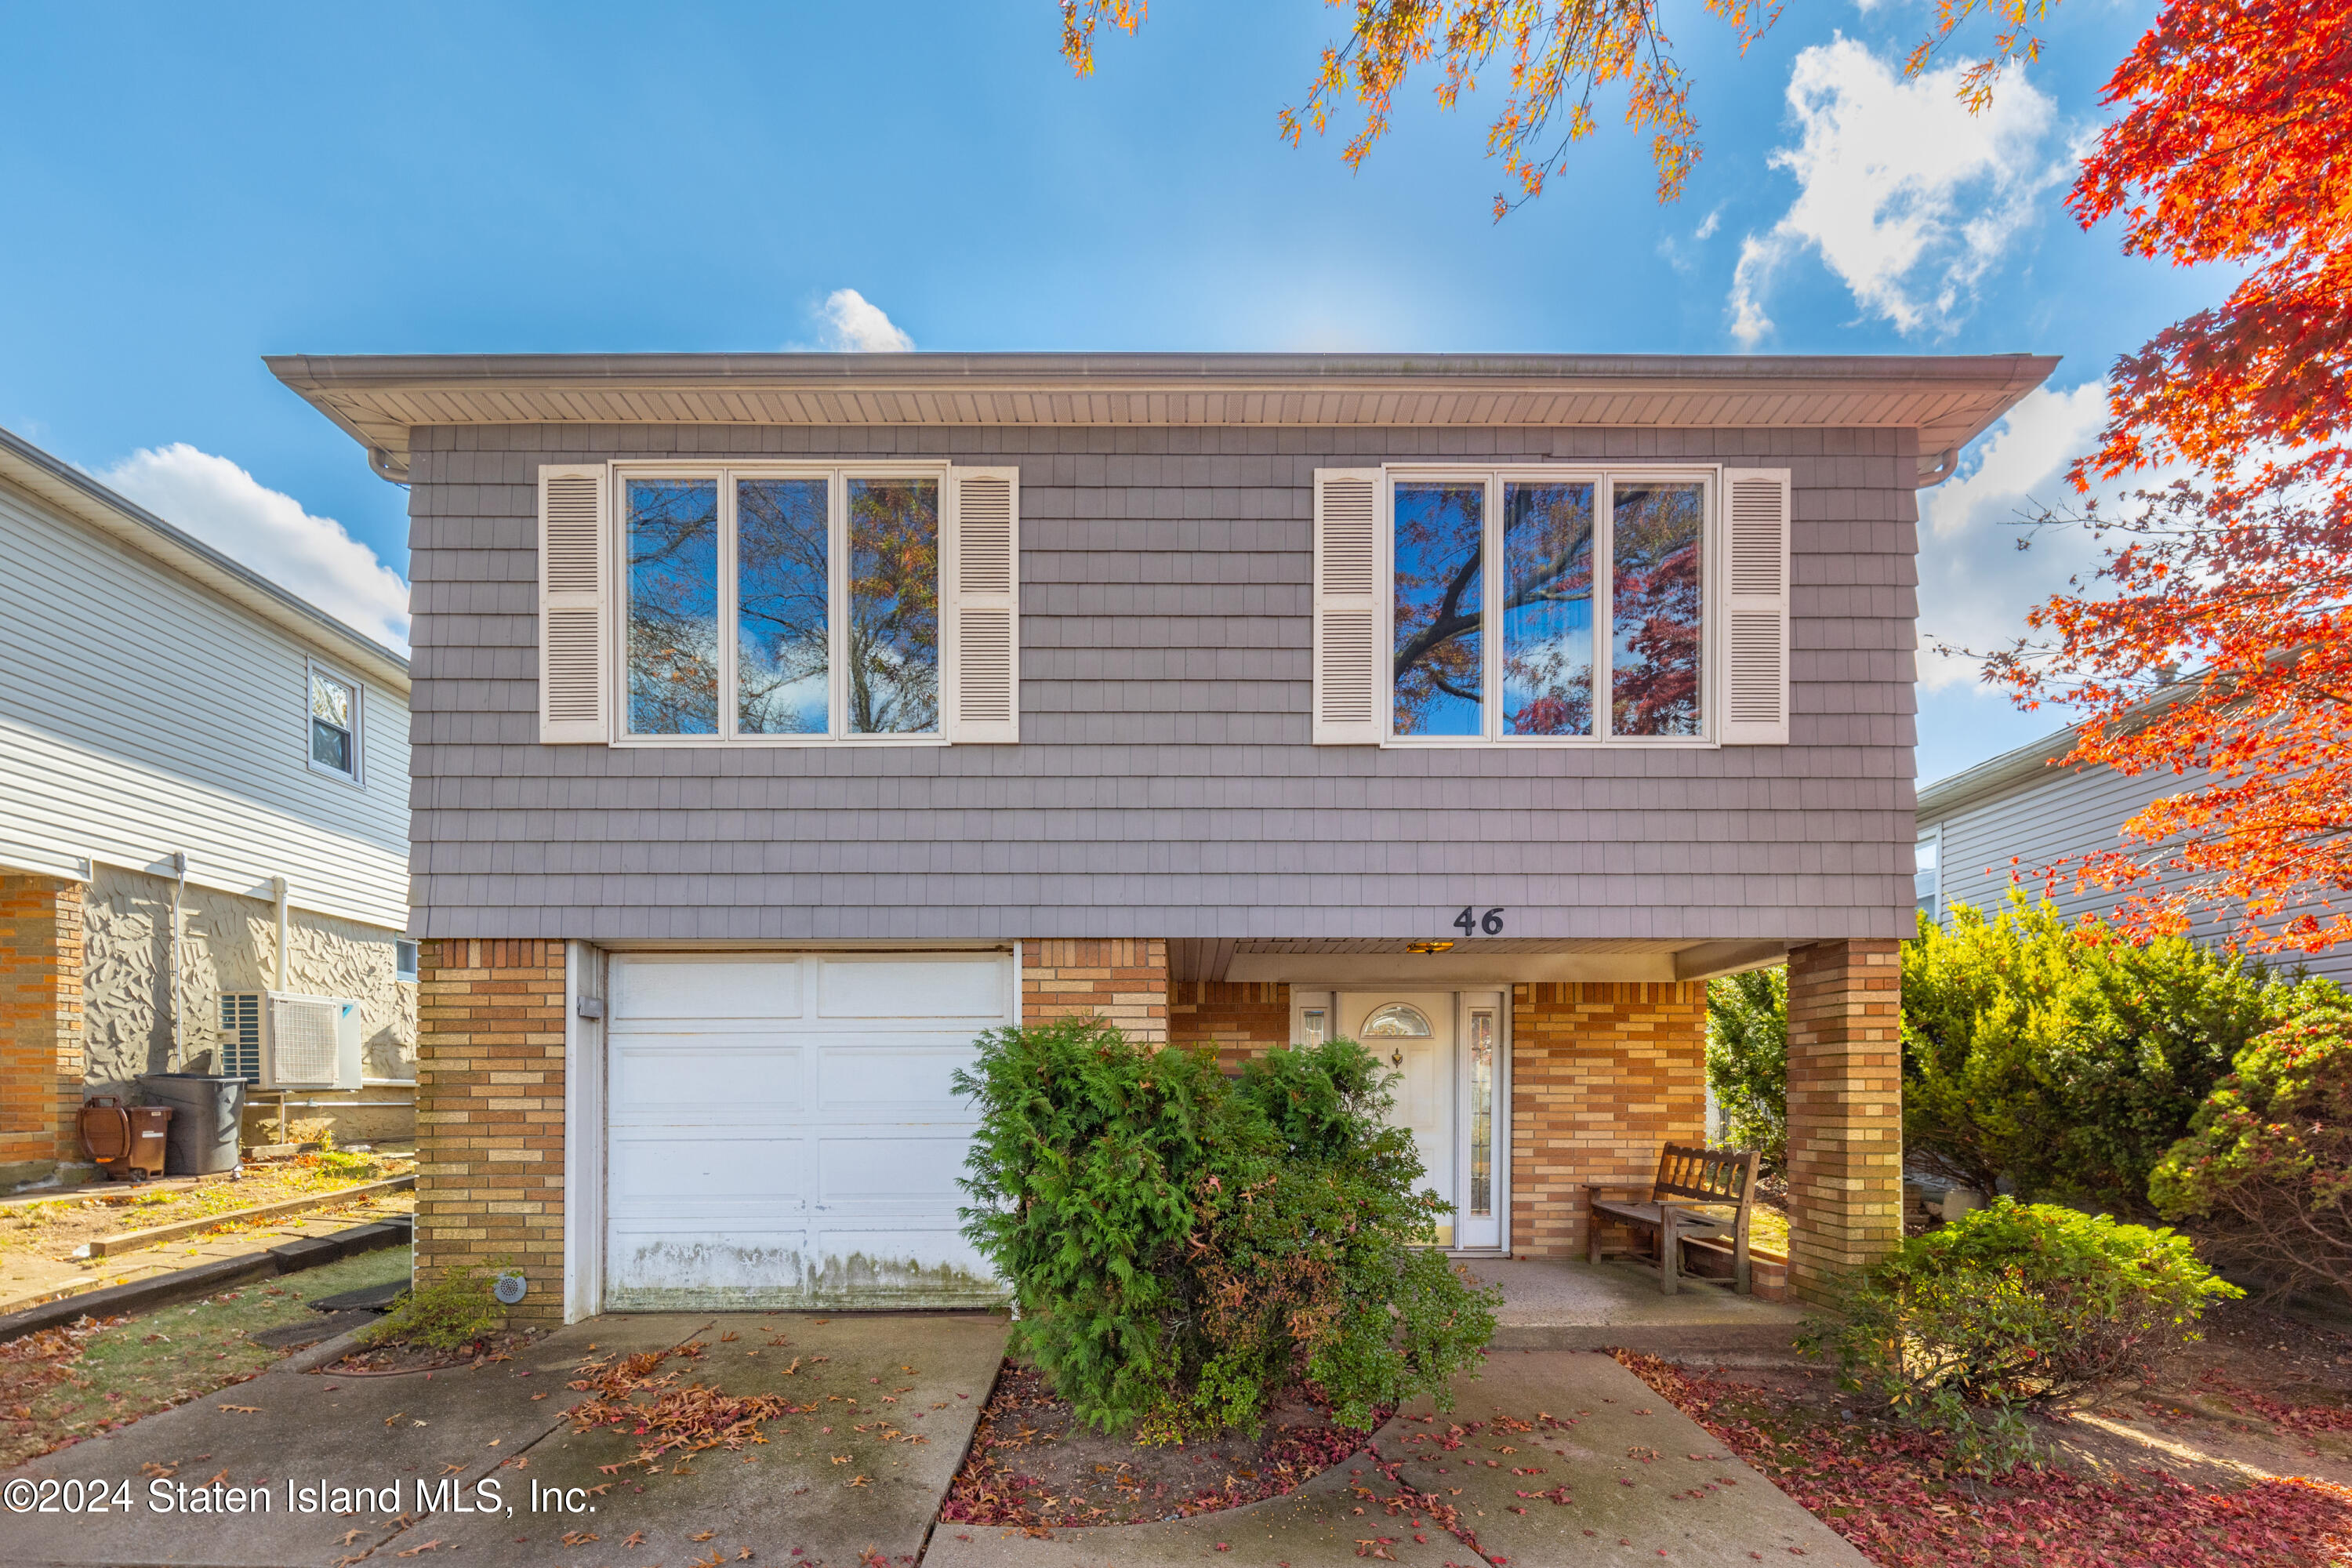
[357,1263,508,1351]
[1902,895,2315,1212]
[1705,967,1787,1173]
[955,1019,1497,1436]
[1799,1199,2239,1468]
[2152,999,2352,1303]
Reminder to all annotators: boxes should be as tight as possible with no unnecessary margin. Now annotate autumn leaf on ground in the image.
[622,1530,647,1547]
[560,1530,599,1545]
[691,1531,716,1542]
[339,1530,366,1545]
[217,1404,260,1414]
[392,1541,442,1558]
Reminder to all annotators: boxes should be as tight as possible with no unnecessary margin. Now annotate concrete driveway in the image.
[1,1310,1009,1568]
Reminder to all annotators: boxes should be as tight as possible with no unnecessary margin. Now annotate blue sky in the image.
[0,1,2220,782]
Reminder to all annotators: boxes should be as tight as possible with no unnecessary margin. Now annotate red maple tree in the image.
[1981,0,2352,954]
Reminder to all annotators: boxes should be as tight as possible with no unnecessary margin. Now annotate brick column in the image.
[1021,940,1168,1044]
[0,873,86,1169]
[1509,982,1708,1258]
[416,938,566,1321]
[1784,938,1904,1305]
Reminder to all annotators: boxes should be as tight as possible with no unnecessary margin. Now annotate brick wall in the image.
[1022,940,1169,1044]
[0,873,85,1167]
[1167,981,1290,1072]
[1509,981,1708,1259]
[1785,938,1903,1305]
[416,938,567,1321]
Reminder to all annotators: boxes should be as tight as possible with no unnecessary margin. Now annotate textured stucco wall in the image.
[80,865,416,1115]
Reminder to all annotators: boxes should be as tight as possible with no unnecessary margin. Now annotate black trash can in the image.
[136,1073,247,1176]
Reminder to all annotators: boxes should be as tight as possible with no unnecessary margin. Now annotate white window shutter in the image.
[1312,469,1384,745]
[947,466,1020,743]
[537,463,610,744]
[1720,468,1791,745]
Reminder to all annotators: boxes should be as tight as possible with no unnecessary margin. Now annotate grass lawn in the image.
[0,1244,410,1469]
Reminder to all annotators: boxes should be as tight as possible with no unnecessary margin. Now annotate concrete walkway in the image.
[927,1350,1867,1568]
[2,1310,1008,1568]
[1469,1258,1811,1354]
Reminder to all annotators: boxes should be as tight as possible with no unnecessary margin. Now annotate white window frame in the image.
[1380,463,1722,749]
[304,658,365,785]
[609,460,954,749]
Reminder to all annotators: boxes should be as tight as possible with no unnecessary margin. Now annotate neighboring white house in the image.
[1915,717,2352,990]
[0,423,416,1187]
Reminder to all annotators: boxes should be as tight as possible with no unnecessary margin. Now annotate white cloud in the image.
[804,288,914,352]
[1693,206,1722,241]
[1915,381,2110,691]
[100,445,411,653]
[1729,36,2062,346]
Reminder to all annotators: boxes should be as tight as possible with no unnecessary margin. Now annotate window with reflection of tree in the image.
[737,477,829,735]
[622,470,940,741]
[1610,482,1704,738]
[626,479,720,735]
[1392,482,1485,736]
[1388,471,1707,742]
[847,479,940,735]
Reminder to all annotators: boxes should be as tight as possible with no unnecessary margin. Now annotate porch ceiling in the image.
[1168,937,1787,986]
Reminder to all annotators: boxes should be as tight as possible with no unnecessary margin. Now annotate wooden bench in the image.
[1588,1143,1762,1296]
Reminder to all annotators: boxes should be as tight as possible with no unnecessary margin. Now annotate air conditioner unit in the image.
[216,992,364,1090]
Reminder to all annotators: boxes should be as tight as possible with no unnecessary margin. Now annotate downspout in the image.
[168,851,187,1069]
[272,877,291,991]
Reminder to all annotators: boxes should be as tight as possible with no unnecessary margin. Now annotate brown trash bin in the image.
[79,1096,171,1181]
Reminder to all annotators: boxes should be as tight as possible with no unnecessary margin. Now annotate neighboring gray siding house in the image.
[1915,717,2352,989]
[0,425,417,1189]
[272,351,2053,1319]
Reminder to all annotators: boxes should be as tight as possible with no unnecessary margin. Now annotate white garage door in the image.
[604,951,1014,1310]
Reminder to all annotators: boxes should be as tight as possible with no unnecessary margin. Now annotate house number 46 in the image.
[1452,906,1505,937]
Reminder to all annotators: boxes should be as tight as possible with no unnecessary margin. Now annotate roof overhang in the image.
[0,424,410,694]
[1171,936,1791,985]
[267,350,2059,483]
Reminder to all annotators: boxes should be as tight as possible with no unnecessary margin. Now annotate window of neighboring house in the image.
[622,468,941,742]
[394,939,419,982]
[1390,469,1708,743]
[1916,829,1941,919]
[307,662,362,782]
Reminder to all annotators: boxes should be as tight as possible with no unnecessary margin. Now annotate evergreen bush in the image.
[1902,895,2317,1212]
[2153,997,2352,1304]
[1799,1198,2239,1468]
[955,1018,1498,1436]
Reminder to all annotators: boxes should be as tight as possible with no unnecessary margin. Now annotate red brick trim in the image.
[1167,981,1290,1072]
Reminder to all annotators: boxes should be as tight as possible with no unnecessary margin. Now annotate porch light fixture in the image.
[1406,939,1455,954]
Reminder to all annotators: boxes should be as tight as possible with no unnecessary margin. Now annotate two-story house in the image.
[272,350,2053,1320]
[0,424,417,1189]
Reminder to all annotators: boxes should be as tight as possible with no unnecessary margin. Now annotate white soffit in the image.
[267,352,2060,480]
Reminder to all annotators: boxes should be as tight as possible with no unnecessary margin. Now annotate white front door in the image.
[1296,989,1506,1250]
[1343,992,1459,1245]
[603,951,1014,1310]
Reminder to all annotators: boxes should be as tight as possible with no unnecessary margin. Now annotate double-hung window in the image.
[533,462,1021,746]
[1311,465,1791,747]
[307,661,362,781]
